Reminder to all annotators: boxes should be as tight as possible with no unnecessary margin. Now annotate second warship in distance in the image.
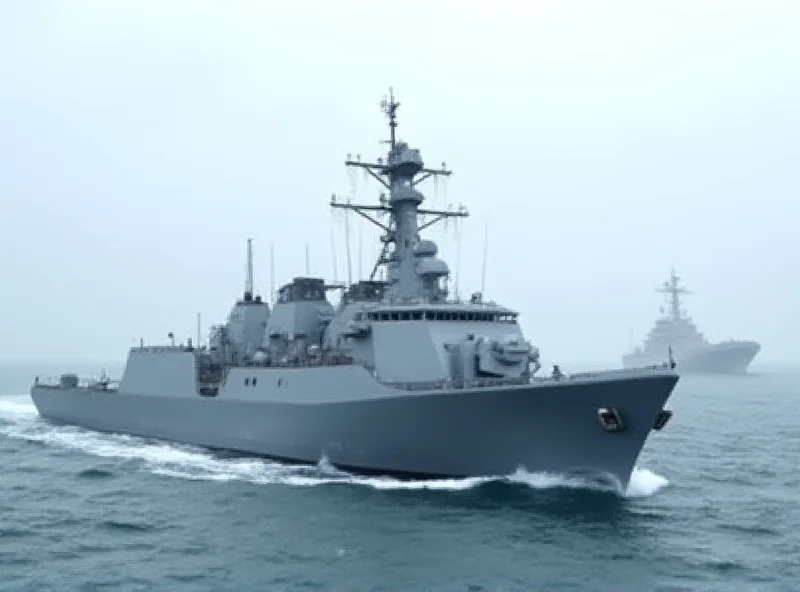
[30,90,679,491]
[623,269,760,374]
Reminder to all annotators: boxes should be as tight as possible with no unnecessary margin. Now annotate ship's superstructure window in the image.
[277,278,326,303]
[343,280,386,304]
[363,310,517,323]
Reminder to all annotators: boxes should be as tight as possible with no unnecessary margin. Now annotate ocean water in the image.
[1,362,798,592]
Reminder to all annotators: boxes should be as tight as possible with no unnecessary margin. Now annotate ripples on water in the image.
[1,369,798,592]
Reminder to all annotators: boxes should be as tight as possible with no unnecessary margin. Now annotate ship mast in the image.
[330,88,468,300]
[656,267,691,321]
[244,238,254,302]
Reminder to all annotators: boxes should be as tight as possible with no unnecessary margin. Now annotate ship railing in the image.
[380,375,532,392]
[33,375,120,391]
[379,362,675,392]
[362,294,510,311]
[134,345,202,354]
[556,362,674,381]
[237,356,357,369]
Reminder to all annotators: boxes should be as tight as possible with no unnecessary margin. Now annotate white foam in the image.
[625,467,670,498]
[0,397,37,418]
[0,395,668,498]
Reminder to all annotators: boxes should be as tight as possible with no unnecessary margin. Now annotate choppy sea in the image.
[1,361,798,592]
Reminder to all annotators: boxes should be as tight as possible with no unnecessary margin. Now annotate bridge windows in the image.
[363,310,518,323]
[277,278,326,303]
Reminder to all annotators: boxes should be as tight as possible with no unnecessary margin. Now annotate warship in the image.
[623,269,760,374]
[30,90,679,490]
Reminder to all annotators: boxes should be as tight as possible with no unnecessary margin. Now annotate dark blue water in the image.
[1,363,798,591]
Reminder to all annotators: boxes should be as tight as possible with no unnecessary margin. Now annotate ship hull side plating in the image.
[30,367,678,490]
[623,340,760,375]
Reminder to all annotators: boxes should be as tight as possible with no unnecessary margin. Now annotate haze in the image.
[1,0,798,369]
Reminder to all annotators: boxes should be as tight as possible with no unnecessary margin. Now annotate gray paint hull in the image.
[623,340,760,375]
[30,370,677,491]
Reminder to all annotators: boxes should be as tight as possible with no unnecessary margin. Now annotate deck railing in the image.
[34,375,120,391]
[379,375,532,392]
[379,362,673,392]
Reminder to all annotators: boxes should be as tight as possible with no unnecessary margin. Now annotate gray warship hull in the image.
[623,340,760,375]
[30,361,677,490]
[30,91,681,494]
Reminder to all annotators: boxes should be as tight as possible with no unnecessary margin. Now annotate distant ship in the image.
[623,269,760,374]
[30,89,679,491]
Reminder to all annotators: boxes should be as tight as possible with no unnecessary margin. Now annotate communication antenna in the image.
[379,86,399,149]
[344,200,353,286]
[358,222,363,281]
[197,313,201,348]
[454,217,463,300]
[480,222,489,297]
[330,226,339,283]
[305,243,311,275]
[270,242,275,304]
[245,238,254,301]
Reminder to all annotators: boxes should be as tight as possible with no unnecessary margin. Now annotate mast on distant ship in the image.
[657,268,692,321]
[330,88,468,301]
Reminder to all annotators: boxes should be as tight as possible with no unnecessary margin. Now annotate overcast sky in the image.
[1,0,798,368]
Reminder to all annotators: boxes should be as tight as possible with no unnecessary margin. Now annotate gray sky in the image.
[1,0,798,367]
